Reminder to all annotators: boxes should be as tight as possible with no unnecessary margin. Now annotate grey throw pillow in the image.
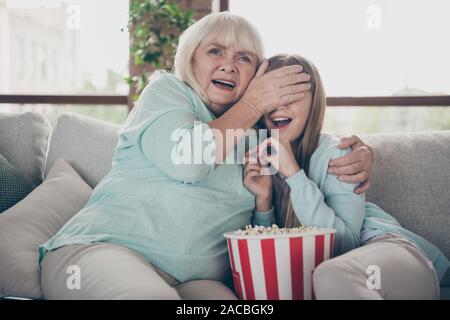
[0,112,51,187]
[0,159,92,299]
[0,153,34,213]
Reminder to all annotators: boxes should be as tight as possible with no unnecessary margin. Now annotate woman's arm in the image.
[134,74,217,184]
[141,110,216,184]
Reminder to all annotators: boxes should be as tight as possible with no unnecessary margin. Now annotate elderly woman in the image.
[38,12,373,300]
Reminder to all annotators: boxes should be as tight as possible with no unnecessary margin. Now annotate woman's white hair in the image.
[174,12,264,105]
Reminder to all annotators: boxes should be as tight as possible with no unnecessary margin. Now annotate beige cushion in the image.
[44,113,120,188]
[0,159,92,299]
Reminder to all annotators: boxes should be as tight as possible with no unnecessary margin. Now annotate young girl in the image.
[246,54,449,299]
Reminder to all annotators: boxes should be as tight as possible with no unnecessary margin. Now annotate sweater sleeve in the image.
[129,74,216,184]
[285,149,365,256]
[252,207,276,227]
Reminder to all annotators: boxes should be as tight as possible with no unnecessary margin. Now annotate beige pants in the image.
[40,242,238,300]
[313,233,441,300]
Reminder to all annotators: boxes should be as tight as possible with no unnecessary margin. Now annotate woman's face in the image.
[262,91,312,142]
[192,40,258,116]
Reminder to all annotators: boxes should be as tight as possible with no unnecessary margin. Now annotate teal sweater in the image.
[254,134,449,284]
[38,73,256,283]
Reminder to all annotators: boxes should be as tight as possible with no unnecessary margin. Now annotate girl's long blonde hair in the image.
[266,54,326,228]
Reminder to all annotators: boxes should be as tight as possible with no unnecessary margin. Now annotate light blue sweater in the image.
[253,134,449,284]
[38,73,256,283]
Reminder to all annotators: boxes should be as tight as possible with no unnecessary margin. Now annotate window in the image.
[0,0,130,123]
[230,0,450,133]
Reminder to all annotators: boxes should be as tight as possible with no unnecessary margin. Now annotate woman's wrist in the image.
[255,195,272,212]
[239,96,264,117]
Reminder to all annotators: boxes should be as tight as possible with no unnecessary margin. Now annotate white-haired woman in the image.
[38,12,373,300]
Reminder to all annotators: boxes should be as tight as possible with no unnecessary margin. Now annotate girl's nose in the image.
[276,106,287,111]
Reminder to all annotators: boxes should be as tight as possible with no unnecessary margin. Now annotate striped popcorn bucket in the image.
[224,228,336,300]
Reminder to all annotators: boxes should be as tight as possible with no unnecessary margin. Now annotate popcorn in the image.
[224,225,336,300]
[233,224,320,236]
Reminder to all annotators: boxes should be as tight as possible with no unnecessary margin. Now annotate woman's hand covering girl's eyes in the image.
[327,135,374,194]
[239,59,311,115]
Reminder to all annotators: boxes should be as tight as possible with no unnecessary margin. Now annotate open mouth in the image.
[212,79,236,91]
[271,117,292,129]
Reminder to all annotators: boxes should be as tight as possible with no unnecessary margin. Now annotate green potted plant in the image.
[127,0,196,101]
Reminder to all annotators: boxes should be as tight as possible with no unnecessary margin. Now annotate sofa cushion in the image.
[362,131,450,269]
[0,153,34,213]
[0,159,92,299]
[44,112,120,188]
[0,112,51,187]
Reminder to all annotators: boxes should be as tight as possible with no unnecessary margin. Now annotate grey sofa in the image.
[0,111,449,299]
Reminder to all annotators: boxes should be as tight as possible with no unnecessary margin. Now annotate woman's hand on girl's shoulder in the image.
[327,135,374,194]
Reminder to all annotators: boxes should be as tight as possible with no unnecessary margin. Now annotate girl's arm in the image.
[285,148,365,256]
[242,153,276,227]
[251,137,365,256]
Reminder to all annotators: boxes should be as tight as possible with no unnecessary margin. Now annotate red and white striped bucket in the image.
[224,229,336,300]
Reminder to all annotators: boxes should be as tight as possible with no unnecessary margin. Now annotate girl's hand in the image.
[249,136,301,179]
[327,135,374,194]
[243,155,273,211]
[240,59,311,115]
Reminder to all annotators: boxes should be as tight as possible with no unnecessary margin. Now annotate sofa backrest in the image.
[0,112,51,187]
[362,131,450,263]
[44,113,120,188]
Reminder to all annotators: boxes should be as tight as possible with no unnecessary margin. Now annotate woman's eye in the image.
[208,48,222,56]
[239,55,251,63]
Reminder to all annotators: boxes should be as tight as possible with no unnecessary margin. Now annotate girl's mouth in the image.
[212,79,236,91]
[271,117,292,129]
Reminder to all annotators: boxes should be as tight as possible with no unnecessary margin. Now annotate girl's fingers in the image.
[243,169,260,182]
[258,137,279,155]
[246,146,259,158]
[260,164,277,176]
[244,163,261,173]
